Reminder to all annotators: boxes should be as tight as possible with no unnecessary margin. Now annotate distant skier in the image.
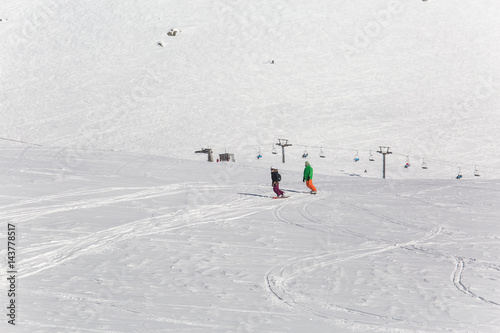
[271,167,285,197]
[303,161,317,194]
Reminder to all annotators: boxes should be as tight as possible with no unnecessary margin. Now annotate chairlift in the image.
[421,158,428,169]
[354,150,359,162]
[257,147,262,159]
[271,145,277,154]
[456,167,463,179]
[474,165,480,177]
[319,148,326,158]
[404,156,411,168]
[369,150,375,161]
[302,147,309,158]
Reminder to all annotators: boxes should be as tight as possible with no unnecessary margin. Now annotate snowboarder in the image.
[271,167,285,197]
[303,161,317,194]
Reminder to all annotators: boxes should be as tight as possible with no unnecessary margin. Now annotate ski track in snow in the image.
[451,256,500,307]
[264,186,498,331]
[2,0,500,330]
[266,225,443,306]
[272,194,322,231]
[27,287,294,332]
[10,183,268,279]
[0,151,498,332]
[0,185,185,224]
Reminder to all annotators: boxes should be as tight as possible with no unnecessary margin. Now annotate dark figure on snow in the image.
[271,167,285,197]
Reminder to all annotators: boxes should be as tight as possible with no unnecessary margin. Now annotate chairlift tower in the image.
[377,146,392,179]
[276,139,292,163]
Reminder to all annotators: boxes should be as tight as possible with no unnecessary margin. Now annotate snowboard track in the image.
[451,256,500,307]
[266,189,446,330]
[14,184,268,278]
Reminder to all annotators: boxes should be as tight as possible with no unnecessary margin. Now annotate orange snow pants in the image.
[306,180,317,192]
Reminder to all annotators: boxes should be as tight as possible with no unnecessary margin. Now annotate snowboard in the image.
[272,196,289,199]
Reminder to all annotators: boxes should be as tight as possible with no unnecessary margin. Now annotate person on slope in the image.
[271,167,285,197]
[303,161,317,194]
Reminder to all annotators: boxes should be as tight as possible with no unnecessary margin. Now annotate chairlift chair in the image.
[456,167,463,179]
[474,165,480,177]
[257,147,262,159]
[271,145,277,154]
[354,151,359,162]
[421,159,428,169]
[404,156,411,168]
[369,150,375,161]
[302,147,308,158]
[319,148,326,158]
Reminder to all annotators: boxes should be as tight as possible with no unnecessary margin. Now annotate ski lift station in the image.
[219,153,235,162]
[195,148,214,162]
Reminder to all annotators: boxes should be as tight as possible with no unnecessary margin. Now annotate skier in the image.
[303,161,317,194]
[271,167,285,197]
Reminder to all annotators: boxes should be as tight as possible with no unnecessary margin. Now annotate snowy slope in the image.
[1,0,500,332]
[1,147,499,332]
[1,0,500,178]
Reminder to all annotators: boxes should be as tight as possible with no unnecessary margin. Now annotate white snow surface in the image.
[1,0,500,332]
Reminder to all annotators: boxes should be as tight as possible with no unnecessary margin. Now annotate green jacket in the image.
[303,165,313,180]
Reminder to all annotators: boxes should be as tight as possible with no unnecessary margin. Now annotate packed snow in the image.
[1,0,499,332]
